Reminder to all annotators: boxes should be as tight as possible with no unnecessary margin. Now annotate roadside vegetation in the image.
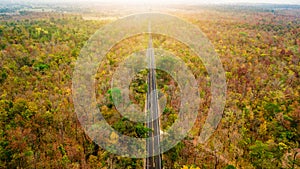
[0,4,299,168]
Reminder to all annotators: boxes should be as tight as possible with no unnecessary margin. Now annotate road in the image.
[145,27,162,169]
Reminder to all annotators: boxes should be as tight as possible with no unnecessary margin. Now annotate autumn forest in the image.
[0,2,299,169]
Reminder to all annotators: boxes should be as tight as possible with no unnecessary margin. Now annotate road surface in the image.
[145,27,162,169]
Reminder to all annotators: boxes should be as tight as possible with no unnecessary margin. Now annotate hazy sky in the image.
[3,0,300,4]
[94,0,300,4]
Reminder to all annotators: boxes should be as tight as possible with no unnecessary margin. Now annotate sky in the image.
[92,0,300,5]
[3,0,300,5]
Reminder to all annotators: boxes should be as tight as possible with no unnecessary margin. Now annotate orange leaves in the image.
[7,127,32,151]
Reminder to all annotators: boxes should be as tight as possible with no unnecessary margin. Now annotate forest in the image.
[0,2,299,169]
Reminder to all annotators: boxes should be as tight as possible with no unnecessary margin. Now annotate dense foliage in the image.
[0,4,299,169]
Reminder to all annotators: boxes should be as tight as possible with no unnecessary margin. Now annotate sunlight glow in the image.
[72,0,300,5]
[4,0,300,5]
